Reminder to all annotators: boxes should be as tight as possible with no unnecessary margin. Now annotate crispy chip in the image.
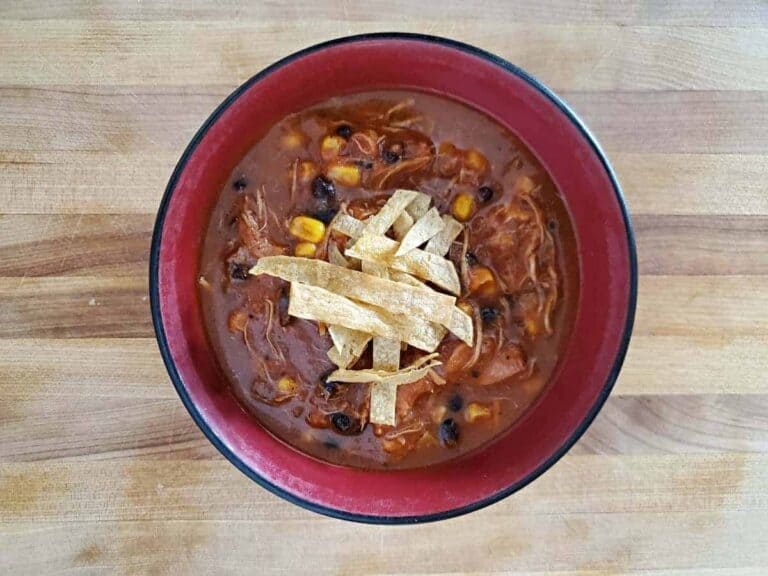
[328,243,349,268]
[405,191,432,220]
[361,260,390,279]
[389,270,428,289]
[370,336,401,425]
[392,211,415,240]
[344,233,461,295]
[288,283,444,351]
[362,189,419,235]
[396,207,445,256]
[251,256,456,326]
[330,212,366,238]
[448,307,474,346]
[425,215,464,256]
[327,353,441,386]
[329,325,371,356]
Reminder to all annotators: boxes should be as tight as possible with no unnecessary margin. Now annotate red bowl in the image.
[150,33,637,523]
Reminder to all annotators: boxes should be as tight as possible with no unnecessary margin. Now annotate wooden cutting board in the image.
[1,2,767,574]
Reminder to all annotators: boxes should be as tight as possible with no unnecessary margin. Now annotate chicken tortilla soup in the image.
[199,91,579,469]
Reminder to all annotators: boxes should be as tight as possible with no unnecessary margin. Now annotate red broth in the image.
[199,91,579,469]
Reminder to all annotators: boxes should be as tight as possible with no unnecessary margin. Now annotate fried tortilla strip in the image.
[370,336,401,425]
[396,207,444,256]
[328,353,441,385]
[328,243,350,268]
[448,307,474,346]
[345,233,461,295]
[392,211,415,240]
[362,189,419,235]
[425,215,464,256]
[327,325,371,368]
[251,256,456,326]
[288,283,444,352]
[330,212,365,238]
[404,190,431,220]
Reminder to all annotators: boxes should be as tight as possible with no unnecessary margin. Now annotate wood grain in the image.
[1,22,767,90]
[2,3,767,574]
[2,1,767,26]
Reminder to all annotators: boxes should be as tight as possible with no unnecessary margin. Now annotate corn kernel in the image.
[452,193,475,222]
[294,241,317,258]
[468,266,498,297]
[281,130,307,150]
[464,402,492,423]
[524,315,540,336]
[289,216,326,243]
[297,160,318,184]
[326,162,361,187]
[277,376,297,395]
[464,149,489,173]
[320,135,346,162]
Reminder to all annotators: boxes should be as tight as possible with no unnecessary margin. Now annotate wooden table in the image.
[2,2,767,574]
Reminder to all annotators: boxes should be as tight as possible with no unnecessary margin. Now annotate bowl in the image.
[150,33,637,523]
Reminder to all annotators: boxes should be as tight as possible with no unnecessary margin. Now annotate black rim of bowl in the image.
[149,32,638,525]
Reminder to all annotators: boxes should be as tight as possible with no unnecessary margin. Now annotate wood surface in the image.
[1,2,767,574]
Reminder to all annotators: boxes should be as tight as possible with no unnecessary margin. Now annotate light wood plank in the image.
[1,455,765,520]
[0,215,152,277]
[576,395,768,455]
[1,22,767,90]
[2,510,767,574]
[4,151,768,216]
[0,277,149,338]
[634,215,768,275]
[1,1,767,26]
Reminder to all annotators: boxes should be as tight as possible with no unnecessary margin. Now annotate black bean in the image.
[477,186,494,203]
[447,394,464,412]
[335,124,353,139]
[355,159,374,170]
[331,412,363,435]
[548,219,557,231]
[438,418,460,447]
[383,149,401,164]
[312,176,336,200]
[233,176,248,191]
[465,251,478,266]
[230,263,249,280]
[481,307,499,322]
[312,207,338,225]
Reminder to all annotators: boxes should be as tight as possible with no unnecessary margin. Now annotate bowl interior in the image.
[152,34,636,523]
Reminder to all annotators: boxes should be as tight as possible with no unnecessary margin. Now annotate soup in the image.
[199,91,579,469]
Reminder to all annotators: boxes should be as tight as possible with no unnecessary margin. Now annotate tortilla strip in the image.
[251,256,456,326]
[404,190,432,220]
[288,283,444,352]
[448,307,474,346]
[361,259,390,279]
[389,270,428,289]
[328,243,349,268]
[327,354,441,385]
[370,336,401,425]
[425,215,464,256]
[396,207,444,256]
[392,211,415,240]
[345,233,461,295]
[330,212,365,238]
[362,189,419,235]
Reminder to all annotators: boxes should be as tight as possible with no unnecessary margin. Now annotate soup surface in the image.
[199,91,579,469]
